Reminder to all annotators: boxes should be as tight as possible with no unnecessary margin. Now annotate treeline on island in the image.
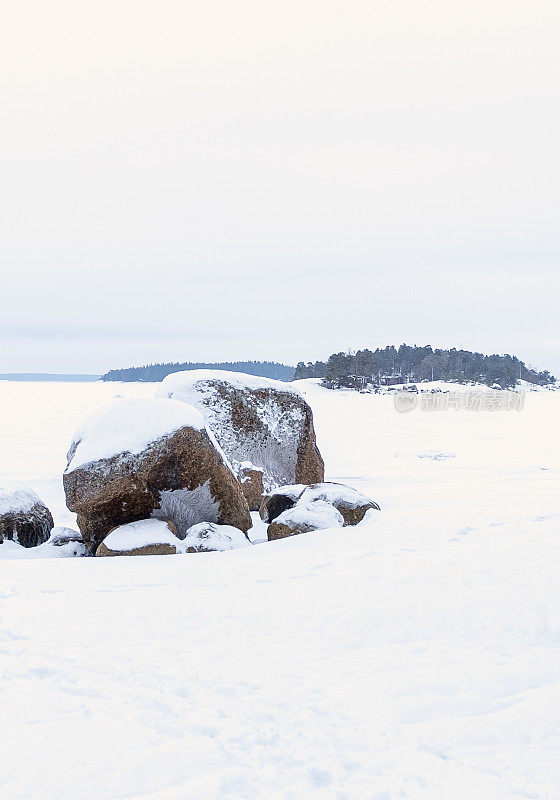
[101,346,555,389]
[294,345,555,389]
[101,360,295,382]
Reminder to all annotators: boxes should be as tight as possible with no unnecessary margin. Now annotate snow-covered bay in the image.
[1,380,559,798]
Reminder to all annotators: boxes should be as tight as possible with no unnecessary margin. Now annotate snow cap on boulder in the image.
[96,519,182,556]
[182,522,251,552]
[267,500,344,540]
[297,482,380,525]
[66,397,205,472]
[155,370,324,507]
[0,487,53,548]
[64,397,252,552]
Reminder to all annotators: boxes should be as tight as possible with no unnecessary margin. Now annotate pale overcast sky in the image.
[1,1,559,374]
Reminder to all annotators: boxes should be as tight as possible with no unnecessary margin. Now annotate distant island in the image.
[294,345,555,389]
[99,345,555,389]
[101,361,295,382]
[0,373,100,382]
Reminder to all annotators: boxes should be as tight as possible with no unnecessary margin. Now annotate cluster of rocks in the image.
[0,487,90,556]
[2,371,380,558]
[261,482,380,540]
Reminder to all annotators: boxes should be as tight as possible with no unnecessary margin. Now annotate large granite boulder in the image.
[297,482,380,525]
[267,500,344,541]
[182,522,252,552]
[64,398,252,552]
[155,370,324,507]
[0,488,53,547]
[96,519,181,557]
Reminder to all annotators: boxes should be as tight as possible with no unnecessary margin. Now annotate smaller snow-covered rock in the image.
[0,538,92,559]
[182,522,251,552]
[48,527,91,557]
[297,482,380,525]
[267,500,344,540]
[96,519,181,557]
[259,484,307,523]
[238,463,264,511]
[48,526,84,546]
[0,488,53,548]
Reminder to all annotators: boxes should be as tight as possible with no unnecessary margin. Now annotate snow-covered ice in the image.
[0,378,559,798]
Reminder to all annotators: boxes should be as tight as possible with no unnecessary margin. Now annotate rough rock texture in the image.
[155,370,324,494]
[297,482,380,525]
[183,522,251,552]
[98,542,178,556]
[0,488,53,548]
[238,464,264,511]
[267,500,344,541]
[64,402,252,553]
[96,519,181,557]
[259,484,307,523]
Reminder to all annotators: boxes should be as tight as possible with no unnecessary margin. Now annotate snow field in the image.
[0,379,559,798]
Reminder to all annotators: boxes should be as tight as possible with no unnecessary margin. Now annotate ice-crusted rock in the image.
[259,484,307,523]
[48,526,83,545]
[96,519,181,557]
[47,527,91,557]
[267,500,344,540]
[183,522,251,552]
[297,482,380,525]
[63,398,252,552]
[155,370,324,501]
[0,487,53,548]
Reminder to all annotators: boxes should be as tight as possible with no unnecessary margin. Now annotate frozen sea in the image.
[0,379,559,799]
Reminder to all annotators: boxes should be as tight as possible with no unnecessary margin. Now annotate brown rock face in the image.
[64,426,252,553]
[0,489,53,548]
[155,372,325,494]
[97,541,178,557]
[238,465,264,511]
[267,520,314,540]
